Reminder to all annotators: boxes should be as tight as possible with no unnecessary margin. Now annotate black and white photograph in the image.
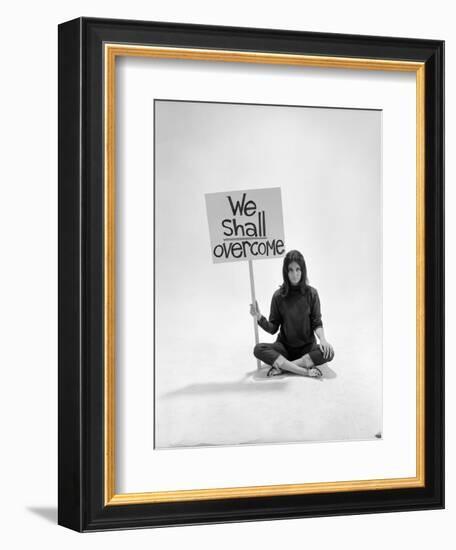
[154,99,382,449]
[1,0,448,545]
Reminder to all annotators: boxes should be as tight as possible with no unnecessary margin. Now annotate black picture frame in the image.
[58,17,444,532]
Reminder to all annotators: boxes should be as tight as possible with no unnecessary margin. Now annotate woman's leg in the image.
[294,343,335,368]
[253,342,296,376]
[253,342,289,366]
[257,343,323,377]
[254,342,329,377]
[274,354,323,377]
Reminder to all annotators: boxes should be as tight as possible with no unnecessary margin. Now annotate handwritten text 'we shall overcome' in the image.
[212,193,284,260]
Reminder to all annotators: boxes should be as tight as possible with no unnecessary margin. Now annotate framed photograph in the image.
[58,17,444,531]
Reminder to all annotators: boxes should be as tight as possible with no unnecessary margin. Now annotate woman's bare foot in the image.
[293,354,313,369]
[267,366,283,377]
[292,355,323,378]
[300,365,323,378]
[273,355,322,378]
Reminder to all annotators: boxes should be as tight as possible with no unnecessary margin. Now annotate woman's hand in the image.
[319,338,334,360]
[249,300,262,320]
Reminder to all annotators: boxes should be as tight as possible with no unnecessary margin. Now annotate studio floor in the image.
[155,339,382,449]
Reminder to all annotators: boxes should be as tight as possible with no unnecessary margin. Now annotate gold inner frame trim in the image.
[104,43,425,506]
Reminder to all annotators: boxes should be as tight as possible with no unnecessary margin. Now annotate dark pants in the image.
[253,340,334,367]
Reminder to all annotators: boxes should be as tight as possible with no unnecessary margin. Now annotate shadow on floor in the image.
[318,364,338,379]
[161,364,337,398]
[27,506,57,524]
[162,372,289,398]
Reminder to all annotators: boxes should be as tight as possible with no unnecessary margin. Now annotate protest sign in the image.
[205,188,286,369]
[205,187,285,263]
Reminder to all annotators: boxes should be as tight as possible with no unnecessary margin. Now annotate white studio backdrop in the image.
[115,57,415,493]
[1,2,453,549]
[153,100,382,450]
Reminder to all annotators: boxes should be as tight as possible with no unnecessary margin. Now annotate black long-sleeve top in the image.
[258,285,323,348]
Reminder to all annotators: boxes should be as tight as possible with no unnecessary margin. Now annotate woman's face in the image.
[287,261,302,286]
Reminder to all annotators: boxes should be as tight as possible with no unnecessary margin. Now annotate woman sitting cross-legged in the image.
[250,249,334,378]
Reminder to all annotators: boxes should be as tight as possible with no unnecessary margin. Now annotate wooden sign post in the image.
[248,259,261,370]
[205,187,285,369]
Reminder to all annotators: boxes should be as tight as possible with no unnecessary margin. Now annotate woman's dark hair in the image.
[280,249,309,296]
